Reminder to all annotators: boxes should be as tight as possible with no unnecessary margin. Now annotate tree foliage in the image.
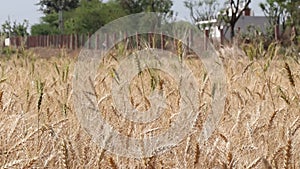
[1,19,29,37]
[32,0,174,35]
[286,0,300,27]
[184,0,219,23]
[259,0,286,26]
[31,23,60,36]
[37,0,79,14]
[116,0,174,18]
[31,13,60,35]
[32,0,127,35]
[64,0,127,34]
[260,0,300,40]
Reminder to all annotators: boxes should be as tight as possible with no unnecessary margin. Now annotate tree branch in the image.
[236,0,251,22]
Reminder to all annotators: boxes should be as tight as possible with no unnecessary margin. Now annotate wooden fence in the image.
[7,25,283,51]
[8,31,222,51]
[9,34,92,50]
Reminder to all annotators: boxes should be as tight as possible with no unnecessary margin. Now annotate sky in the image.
[0,0,265,31]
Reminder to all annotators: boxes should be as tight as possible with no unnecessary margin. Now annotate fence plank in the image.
[275,24,280,41]
[160,32,164,50]
[205,29,210,50]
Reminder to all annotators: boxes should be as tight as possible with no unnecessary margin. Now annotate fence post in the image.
[59,34,61,48]
[45,35,47,47]
[41,35,43,47]
[67,35,70,49]
[95,34,100,50]
[173,30,177,52]
[112,33,117,50]
[136,32,140,49]
[10,38,16,46]
[50,35,52,47]
[33,36,35,48]
[46,35,49,47]
[51,35,54,47]
[64,35,67,48]
[32,36,34,48]
[54,35,57,48]
[73,34,76,50]
[36,36,39,47]
[70,34,73,50]
[275,24,280,41]
[16,37,19,48]
[189,28,193,52]
[30,36,33,48]
[37,36,40,47]
[113,33,117,44]
[160,32,165,50]
[105,33,109,50]
[124,32,128,49]
[148,33,154,48]
[88,33,92,49]
[79,34,82,49]
[57,35,60,48]
[76,34,79,49]
[60,35,63,48]
[39,35,41,47]
[43,35,45,47]
[25,36,29,48]
[67,35,69,49]
[41,35,44,47]
[38,36,40,47]
[77,34,80,48]
[205,29,210,50]
[186,29,192,54]
[10,37,13,47]
[219,28,224,46]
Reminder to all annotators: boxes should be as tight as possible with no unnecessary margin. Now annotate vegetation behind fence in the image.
[9,34,92,50]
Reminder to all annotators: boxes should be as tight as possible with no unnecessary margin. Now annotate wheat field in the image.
[0,46,299,168]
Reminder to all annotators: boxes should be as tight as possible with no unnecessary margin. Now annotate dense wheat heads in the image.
[0,47,299,168]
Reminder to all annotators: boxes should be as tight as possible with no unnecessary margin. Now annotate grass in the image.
[0,46,299,168]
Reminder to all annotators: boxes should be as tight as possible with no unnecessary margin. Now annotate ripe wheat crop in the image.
[0,47,299,168]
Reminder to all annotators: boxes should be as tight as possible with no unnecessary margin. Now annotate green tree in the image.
[259,0,286,25]
[63,0,127,34]
[37,0,79,14]
[31,13,60,35]
[260,0,300,41]
[1,19,29,37]
[31,23,60,35]
[33,0,80,35]
[259,0,287,37]
[286,0,300,31]
[116,0,174,18]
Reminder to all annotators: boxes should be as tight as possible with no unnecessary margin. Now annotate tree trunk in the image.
[230,23,235,42]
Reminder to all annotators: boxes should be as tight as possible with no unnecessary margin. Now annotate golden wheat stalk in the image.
[283,136,292,169]
[194,143,200,166]
[246,157,262,169]
[284,62,295,87]
[0,90,3,110]
[60,139,69,169]
[109,157,118,169]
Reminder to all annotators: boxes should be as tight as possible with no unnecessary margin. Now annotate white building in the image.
[196,8,270,41]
